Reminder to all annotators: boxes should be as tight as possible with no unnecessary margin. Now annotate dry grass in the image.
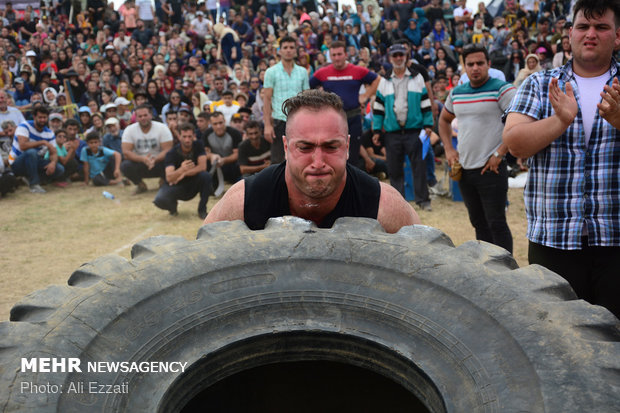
[0,173,529,321]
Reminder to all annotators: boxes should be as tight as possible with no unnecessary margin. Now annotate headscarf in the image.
[514,53,542,87]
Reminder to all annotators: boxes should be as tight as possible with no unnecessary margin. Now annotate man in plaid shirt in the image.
[504,0,620,319]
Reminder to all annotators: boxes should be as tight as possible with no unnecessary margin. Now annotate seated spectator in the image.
[8,105,65,193]
[237,120,271,177]
[210,90,240,125]
[44,128,78,186]
[153,122,215,219]
[102,117,123,156]
[81,131,122,186]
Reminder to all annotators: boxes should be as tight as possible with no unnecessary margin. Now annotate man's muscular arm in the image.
[203,180,246,224]
[377,182,420,233]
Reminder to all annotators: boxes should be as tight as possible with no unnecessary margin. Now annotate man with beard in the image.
[205,90,419,233]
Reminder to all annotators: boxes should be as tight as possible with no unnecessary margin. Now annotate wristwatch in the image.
[493,151,503,159]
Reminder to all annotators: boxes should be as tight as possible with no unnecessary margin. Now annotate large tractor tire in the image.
[0,217,618,412]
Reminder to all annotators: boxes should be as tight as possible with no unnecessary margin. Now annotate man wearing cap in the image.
[0,89,25,138]
[48,113,64,133]
[310,40,380,167]
[190,11,211,42]
[103,114,124,156]
[78,107,93,132]
[121,103,173,195]
[373,43,433,211]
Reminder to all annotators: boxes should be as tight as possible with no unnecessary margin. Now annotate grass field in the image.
[0,173,530,321]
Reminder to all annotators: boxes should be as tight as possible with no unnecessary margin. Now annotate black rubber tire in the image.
[0,217,618,412]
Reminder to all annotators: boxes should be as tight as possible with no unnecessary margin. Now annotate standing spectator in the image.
[263,35,309,163]
[514,53,542,88]
[439,44,516,253]
[503,0,620,318]
[372,44,433,211]
[310,41,380,166]
[135,0,155,31]
[237,120,271,177]
[153,122,214,219]
[8,105,65,193]
[121,104,173,195]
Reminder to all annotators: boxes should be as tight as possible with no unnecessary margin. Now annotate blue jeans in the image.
[11,148,65,185]
[266,3,281,21]
[458,161,512,253]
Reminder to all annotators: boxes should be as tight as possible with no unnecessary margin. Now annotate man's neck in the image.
[572,60,611,78]
[285,170,347,225]
[281,59,295,71]
[139,122,152,133]
[393,67,406,78]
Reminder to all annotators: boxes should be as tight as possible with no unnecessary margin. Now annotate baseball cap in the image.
[105,117,120,126]
[14,77,24,84]
[105,44,115,51]
[178,106,191,113]
[196,11,204,16]
[78,106,92,114]
[26,50,37,57]
[388,44,407,55]
[49,113,63,121]
[102,103,117,111]
[114,97,130,106]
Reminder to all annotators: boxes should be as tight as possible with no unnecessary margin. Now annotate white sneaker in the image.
[429,183,448,197]
[29,184,46,193]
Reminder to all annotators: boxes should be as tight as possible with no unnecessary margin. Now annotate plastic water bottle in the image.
[102,191,115,200]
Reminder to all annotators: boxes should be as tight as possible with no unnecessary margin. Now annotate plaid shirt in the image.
[507,59,620,250]
[263,62,309,122]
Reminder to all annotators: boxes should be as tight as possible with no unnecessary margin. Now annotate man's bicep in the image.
[203,180,246,224]
[377,183,420,233]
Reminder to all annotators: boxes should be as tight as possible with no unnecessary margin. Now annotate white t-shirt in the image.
[121,121,173,157]
[190,17,212,38]
[136,0,154,21]
[206,0,217,11]
[574,71,609,147]
[0,106,26,133]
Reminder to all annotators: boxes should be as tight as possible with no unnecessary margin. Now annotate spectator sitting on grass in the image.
[44,128,78,187]
[81,131,122,186]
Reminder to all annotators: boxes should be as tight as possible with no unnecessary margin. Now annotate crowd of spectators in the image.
[0,0,582,207]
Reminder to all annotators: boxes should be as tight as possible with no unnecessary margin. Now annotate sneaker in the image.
[198,209,208,220]
[131,182,148,195]
[429,183,448,197]
[29,184,46,193]
[419,202,432,212]
[169,210,178,217]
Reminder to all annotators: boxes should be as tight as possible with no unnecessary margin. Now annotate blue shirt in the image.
[507,59,620,250]
[80,146,116,178]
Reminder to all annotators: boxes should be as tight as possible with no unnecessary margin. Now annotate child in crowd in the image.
[81,131,122,186]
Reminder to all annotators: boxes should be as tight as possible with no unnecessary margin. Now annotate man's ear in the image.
[346,134,350,160]
[283,135,288,161]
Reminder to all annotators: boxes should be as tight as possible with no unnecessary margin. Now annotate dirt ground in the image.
[0,174,529,321]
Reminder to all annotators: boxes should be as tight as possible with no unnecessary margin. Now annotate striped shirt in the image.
[8,120,56,165]
[444,78,515,169]
[507,59,620,250]
[263,62,309,121]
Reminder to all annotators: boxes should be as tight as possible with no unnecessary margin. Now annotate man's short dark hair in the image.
[135,103,153,113]
[283,89,346,124]
[166,110,177,117]
[32,105,50,117]
[245,120,261,131]
[197,111,210,121]
[573,0,620,27]
[222,90,234,97]
[86,131,101,142]
[330,40,347,50]
[280,35,297,47]
[461,43,490,62]
[177,122,195,133]
[210,111,225,120]
[63,119,80,129]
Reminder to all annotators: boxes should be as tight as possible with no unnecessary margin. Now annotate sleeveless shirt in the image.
[244,162,381,230]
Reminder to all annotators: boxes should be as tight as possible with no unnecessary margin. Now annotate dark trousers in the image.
[347,115,362,167]
[11,149,65,185]
[458,161,512,253]
[385,130,429,205]
[120,159,166,185]
[271,119,286,164]
[529,239,620,319]
[92,157,117,186]
[62,158,79,180]
[153,171,213,214]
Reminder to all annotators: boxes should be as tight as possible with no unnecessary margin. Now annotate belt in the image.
[388,128,420,135]
[345,107,361,119]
